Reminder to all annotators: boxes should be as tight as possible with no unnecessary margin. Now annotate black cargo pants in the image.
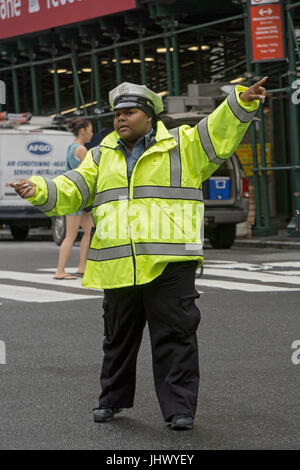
[98,261,201,421]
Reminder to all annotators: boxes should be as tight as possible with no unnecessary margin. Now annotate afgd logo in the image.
[27,141,52,155]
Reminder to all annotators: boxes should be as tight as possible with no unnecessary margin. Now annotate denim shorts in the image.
[70,210,83,216]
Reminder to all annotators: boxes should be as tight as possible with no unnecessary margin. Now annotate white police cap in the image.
[109,82,163,115]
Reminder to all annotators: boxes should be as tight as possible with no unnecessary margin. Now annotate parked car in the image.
[203,154,249,248]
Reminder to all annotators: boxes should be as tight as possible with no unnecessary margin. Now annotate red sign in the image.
[0,0,136,40]
[249,1,285,62]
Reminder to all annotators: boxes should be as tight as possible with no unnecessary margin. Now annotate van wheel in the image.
[209,223,236,249]
[10,225,29,241]
[51,216,66,245]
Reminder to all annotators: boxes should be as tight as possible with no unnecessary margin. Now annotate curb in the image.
[233,239,300,250]
[1,230,299,249]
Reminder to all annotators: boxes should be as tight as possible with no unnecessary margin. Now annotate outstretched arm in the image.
[9,147,100,216]
[181,77,267,184]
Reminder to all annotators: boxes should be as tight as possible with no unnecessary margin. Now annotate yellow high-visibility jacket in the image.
[28,86,259,289]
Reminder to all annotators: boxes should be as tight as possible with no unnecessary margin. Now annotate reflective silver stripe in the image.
[135,243,203,257]
[133,186,203,201]
[88,244,133,262]
[227,89,257,123]
[94,187,129,206]
[197,117,224,165]
[64,170,90,210]
[169,127,181,187]
[91,146,101,166]
[36,178,57,212]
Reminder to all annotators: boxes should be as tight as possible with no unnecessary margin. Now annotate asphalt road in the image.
[0,236,299,450]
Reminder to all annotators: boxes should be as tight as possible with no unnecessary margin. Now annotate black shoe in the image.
[93,406,123,423]
[168,414,194,430]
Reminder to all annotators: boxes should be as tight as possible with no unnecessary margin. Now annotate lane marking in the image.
[0,270,93,290]
[259,262,300,268]
[203,268,300,286]
[0,284,102,303]
[195,279,300,292]
[37,268,77,272]
[205,262,268,271]
[203,260,238,264]
[269,271,300,276]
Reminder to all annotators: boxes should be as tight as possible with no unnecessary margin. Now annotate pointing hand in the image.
[9,179,36,198]
[239,77,267,104]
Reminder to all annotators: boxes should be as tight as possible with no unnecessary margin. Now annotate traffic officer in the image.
[10,78,267,430]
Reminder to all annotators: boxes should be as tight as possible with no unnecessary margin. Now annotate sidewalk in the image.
[234,229,300,250]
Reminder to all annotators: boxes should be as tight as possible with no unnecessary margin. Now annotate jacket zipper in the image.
[116,136,174,286]
[117,147,137,285]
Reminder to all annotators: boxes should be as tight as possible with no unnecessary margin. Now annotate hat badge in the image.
[119,84,129,95]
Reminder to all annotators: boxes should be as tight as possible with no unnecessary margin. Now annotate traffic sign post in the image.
[248,0,286,63]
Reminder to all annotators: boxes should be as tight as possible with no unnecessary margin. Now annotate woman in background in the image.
[54,118,94,280]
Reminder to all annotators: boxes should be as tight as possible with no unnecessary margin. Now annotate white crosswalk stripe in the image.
[0,284,99,303]
[196,261,300,293]
[195,279,300,292]
[0,269,102,303]
[0,270,87,289]
[1,260,300,302]
[202,268,300,286]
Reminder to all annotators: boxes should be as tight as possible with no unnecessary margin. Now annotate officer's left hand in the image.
[239,77,267,104]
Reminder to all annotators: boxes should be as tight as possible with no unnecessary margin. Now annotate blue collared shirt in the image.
[118,129,154,179]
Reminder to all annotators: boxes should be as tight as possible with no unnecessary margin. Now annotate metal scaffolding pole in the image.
[11,54,20,113]
[139,38,147,85]
[171,31,180,96]
[91,41,102,131]
[164,34,173,96]
[71,46,81,113]
[287,2,300,212]
[278,75,290,216]
[71,44,87,115]
[114,31,122,85]
[255,63,276,234]
[30,52,39,116]
[243,7,263,232]
[286,0,300,236]
[115,47,122,84]
[52,61,61,115]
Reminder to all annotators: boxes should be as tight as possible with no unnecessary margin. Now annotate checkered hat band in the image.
[114,94,155,110]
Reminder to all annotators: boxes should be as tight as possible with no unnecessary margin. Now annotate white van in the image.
[0,119,73,240]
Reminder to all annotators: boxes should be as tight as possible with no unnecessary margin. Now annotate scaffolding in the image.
[0,0,299,235]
